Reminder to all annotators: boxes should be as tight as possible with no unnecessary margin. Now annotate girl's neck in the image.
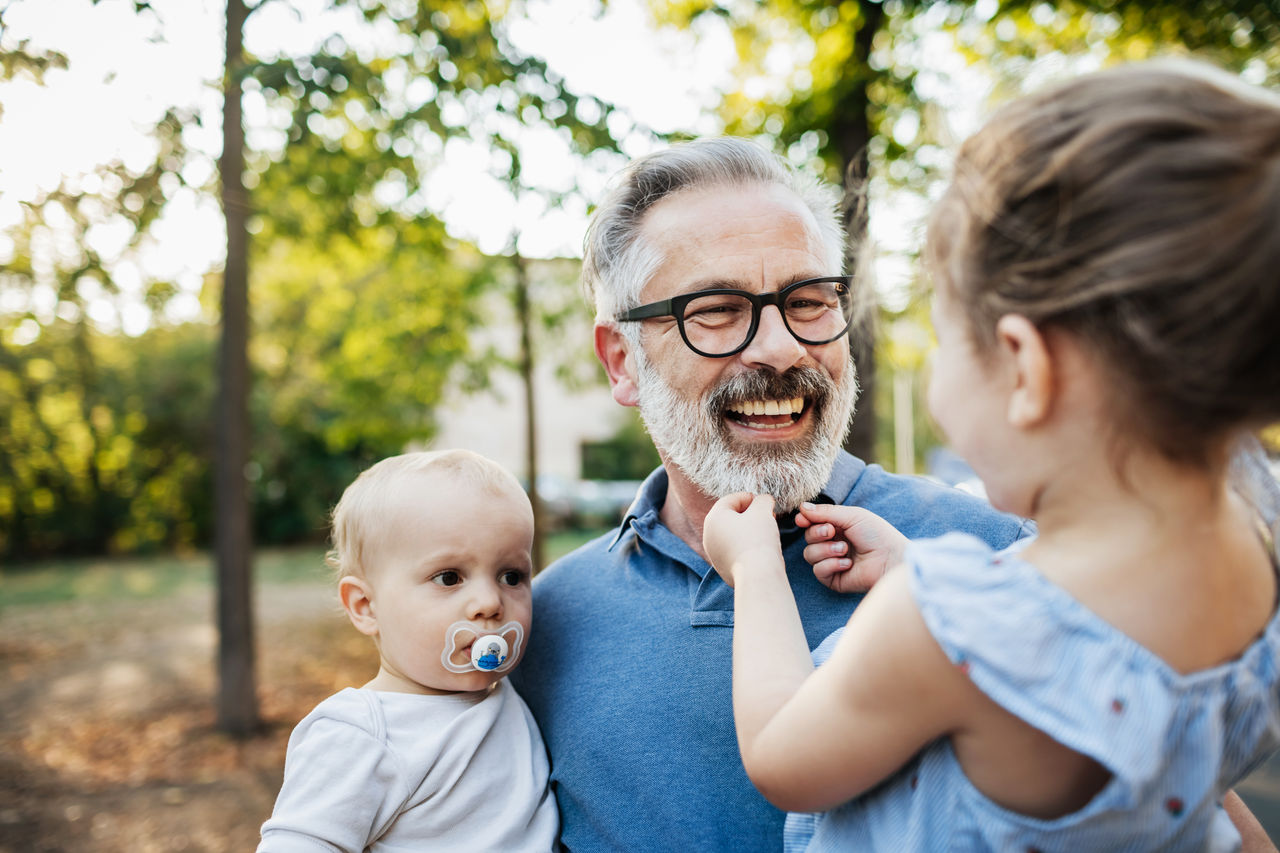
[1021,442,1275,675]
[1030,447,1230,546]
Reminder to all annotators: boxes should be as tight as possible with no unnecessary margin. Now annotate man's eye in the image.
[688,305,743,319]
[499,570,526,587]
[432,571,462,587]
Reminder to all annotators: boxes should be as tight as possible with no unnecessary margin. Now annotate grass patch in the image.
[543,527,611,565]
[1,551,214,609]
[0,546,337,610]
[1,528,612,610]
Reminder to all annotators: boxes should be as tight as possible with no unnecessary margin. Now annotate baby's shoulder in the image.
[296,688,385,737]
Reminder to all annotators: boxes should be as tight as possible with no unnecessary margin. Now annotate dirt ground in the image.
[0,581,372,853]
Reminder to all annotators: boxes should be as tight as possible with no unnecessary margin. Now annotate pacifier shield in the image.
[441,620,524,674]
[470,634,509,671]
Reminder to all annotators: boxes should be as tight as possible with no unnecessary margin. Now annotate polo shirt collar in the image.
[607,451,868,554]
[821,450,866,505]
[609,465,669,550]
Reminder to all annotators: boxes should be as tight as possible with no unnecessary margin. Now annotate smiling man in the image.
[613,178,859,543]
[509,137,1031,851]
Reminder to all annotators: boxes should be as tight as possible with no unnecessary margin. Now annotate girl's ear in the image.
[995,314,1053,429]
[595,322,640,407]
[339,575,379,637]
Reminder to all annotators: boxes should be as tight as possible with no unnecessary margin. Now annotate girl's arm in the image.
[742,566,974,811]
[704,494,977,814]
[704,493,824,796]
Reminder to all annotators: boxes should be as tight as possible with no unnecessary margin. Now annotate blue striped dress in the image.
[784,527,1280,853]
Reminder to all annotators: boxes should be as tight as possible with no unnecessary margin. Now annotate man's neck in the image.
[658,466,718,562]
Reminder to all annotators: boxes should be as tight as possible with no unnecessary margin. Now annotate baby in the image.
[258,449,558,852]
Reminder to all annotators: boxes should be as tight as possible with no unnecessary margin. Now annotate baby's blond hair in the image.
[326,450,526,582]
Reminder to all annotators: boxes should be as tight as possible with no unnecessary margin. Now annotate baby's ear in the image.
[996,314,1053,428]
[339,576,379,637]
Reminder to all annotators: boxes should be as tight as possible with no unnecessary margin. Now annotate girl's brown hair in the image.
[927,61,1280,466]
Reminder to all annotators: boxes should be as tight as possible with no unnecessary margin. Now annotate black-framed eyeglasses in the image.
[615,276,856,358]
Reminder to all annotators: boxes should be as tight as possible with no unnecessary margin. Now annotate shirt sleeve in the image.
[257,713,408,853]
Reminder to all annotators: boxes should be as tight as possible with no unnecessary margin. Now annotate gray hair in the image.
[582,137,847,335]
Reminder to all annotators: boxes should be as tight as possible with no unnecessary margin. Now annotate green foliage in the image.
[957,1,1280,101]
[0,0,624,559]
[244,0,618,221]
[650,0,938,182]
[662,0,1280,190]
[247,218,490,452]
[0,321,214,557]
[580,410,663,481]
[0,312,398,561]
[241,0,623,436]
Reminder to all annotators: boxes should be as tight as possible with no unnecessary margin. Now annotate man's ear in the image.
[339,575,379,637]
[595,322,640,407]
[995,314,1053,429]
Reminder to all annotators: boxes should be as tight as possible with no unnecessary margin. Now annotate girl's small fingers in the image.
[798,502,853,524]
[803,540,847,566]
[750,493,777,516]
[803,523,834,544]
[828,562,884,593]
[718,492,755,512]
[810,557,853,582]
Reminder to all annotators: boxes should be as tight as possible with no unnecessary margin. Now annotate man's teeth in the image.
[729,397,805,417]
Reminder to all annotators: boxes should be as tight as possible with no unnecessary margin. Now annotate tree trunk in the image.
[512,251,546,572]
[215,0,258,736]
[834,0,885,465]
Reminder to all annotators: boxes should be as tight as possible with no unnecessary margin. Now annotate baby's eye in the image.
[499,570,527,587]
[432,570,462,587]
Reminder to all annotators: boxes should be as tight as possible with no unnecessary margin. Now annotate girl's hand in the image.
[703,492,784,588]
[796,503,909,593]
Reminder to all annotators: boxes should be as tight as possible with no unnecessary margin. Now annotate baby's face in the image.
[362,471,534,695]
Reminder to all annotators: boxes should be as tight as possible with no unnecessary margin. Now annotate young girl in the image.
[703,61,1280,852]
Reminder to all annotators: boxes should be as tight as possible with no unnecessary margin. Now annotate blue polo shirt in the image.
[511,452,1032,852]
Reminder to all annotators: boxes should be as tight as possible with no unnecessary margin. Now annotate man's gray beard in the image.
[633,349,858,513]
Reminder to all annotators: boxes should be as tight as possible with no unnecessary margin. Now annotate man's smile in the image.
[725,396,807,430]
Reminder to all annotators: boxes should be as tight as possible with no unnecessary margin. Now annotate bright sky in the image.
[0,0,736,333]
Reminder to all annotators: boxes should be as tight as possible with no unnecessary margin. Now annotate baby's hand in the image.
[796,503,909,594]
[703,493,784,588]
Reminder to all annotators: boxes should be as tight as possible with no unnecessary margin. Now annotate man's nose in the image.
[739,305,806,372]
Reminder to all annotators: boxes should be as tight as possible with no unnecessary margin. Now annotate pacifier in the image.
[441,620,525,674]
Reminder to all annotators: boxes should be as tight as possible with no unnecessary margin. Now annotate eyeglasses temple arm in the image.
[616,299,677,322]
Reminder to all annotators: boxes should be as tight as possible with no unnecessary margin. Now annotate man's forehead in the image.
[641,182,813,234]
[638,184,830,297]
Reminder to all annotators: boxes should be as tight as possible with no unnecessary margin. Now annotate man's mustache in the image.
[705,367,833,414]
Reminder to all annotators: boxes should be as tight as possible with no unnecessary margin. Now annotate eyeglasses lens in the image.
[681,280,851,356]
